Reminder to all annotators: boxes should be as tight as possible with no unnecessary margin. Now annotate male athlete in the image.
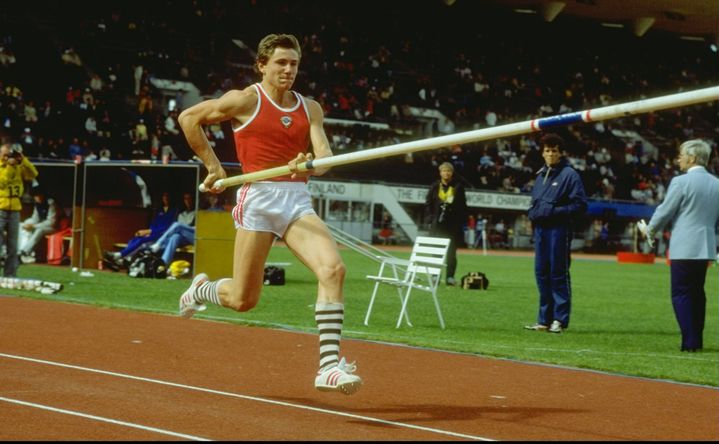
[177,34,361,395]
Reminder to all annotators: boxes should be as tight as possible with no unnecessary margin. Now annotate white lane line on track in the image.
[0,396,210,441]
[1,352,494,441]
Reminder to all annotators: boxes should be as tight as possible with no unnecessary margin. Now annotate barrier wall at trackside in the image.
[31,161,667,271]
[35,161,247,271]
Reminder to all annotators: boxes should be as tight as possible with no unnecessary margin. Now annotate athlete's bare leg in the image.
[283,213,345,304]
[217,228,276,312]
[179,227,275,317]
[284,213,361,395]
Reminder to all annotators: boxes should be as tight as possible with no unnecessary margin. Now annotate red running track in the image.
[0,297,717,440]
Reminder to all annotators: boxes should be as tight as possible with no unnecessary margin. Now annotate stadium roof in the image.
[482,0,719,41]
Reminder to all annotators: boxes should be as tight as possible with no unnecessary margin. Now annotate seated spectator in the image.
[98,146,111,161]
[161,143,178,163]
[150,192,195,268]
[103,191,178,268]
[201,193,225,211]
[68,138,84,161]
[18,187,60,263]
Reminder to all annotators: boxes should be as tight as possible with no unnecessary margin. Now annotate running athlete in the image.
[176,34,362,395]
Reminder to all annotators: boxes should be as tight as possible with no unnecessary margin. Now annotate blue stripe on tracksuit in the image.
[528,159,587,328]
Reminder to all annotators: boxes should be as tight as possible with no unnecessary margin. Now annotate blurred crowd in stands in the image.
[1,0,717,205]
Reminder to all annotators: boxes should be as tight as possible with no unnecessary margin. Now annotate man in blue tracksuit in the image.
[525,133,587,333]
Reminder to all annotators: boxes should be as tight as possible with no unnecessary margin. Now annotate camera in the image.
[9,143,23,159]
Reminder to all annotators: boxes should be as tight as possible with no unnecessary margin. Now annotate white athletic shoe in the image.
[20,253,36,264]
[179,273,209,318]
[314,357,363,395]
[524,323,548,331]
[549,320,563,333]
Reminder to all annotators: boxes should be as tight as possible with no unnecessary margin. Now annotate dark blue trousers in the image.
[670,260,709,350]
[534,225,572,327]
[120,234,158,258]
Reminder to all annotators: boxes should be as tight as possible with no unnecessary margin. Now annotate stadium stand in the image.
[0,0,717,201]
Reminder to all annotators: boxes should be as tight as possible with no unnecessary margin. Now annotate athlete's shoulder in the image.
[223,86,258,104]
[212,86,259,117]
[302,95,321,109]
[303,97,324,120]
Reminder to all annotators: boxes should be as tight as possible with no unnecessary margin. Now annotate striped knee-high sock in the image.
[315,302,344,371]
[194,279,230,306]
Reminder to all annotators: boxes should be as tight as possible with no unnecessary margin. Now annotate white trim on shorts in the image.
[232,181,316,237]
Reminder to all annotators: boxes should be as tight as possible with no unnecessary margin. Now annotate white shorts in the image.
[232,181,316,237]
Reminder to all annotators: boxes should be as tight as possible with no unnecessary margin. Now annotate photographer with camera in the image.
[425,162,468,286]
[0,142,39,277]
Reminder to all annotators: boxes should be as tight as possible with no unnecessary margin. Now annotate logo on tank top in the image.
[280,115,293,129]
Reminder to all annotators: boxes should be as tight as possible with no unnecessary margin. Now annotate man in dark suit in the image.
[639,139,719,352]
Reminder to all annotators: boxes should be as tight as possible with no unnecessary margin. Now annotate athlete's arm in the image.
[305,99,333,176]
[288,99,333,179]
[178,88,257,191]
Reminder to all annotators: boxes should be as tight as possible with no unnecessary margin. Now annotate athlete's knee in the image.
[222,281,260,312]
[225,294,258,312]
[316,260,346,285]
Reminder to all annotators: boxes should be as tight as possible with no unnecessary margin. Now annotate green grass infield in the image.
[6,246,719,387]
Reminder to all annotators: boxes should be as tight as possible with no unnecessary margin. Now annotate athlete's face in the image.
[258,47,300,89]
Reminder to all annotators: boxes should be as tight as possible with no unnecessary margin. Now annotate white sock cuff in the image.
[315,302,344,311]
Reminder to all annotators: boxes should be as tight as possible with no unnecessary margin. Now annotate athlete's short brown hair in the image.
[255,34,301,74]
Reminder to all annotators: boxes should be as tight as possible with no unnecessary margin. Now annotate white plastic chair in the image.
[364,236,450,329]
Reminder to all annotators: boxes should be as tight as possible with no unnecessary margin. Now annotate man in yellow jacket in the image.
[0,143,39,277]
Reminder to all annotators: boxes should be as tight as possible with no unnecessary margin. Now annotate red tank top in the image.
[233,83,311,182]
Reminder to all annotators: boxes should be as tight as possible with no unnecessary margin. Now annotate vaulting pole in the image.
[200,85,719,191]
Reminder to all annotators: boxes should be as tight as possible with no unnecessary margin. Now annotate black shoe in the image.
[102,258,120,272]
[102,251,122,271]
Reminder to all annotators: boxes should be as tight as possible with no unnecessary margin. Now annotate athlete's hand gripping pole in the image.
[198,158,318,192]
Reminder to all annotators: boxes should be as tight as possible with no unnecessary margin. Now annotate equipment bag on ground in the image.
[128,250,167,279]
[461,271,489,290]
[263,266,285,285]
